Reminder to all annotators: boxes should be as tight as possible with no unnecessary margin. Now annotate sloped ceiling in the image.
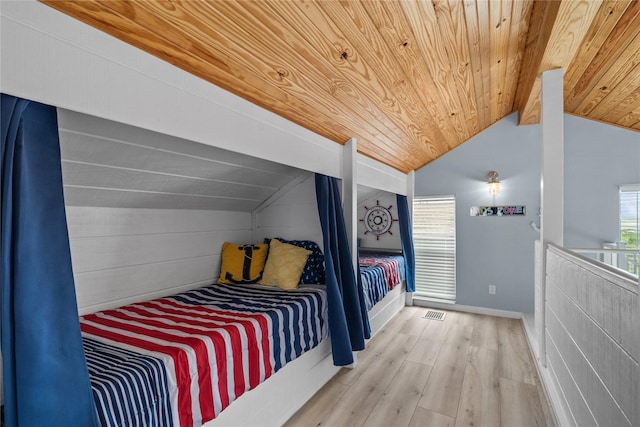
[41,0,640,173]
[58,110,303,211]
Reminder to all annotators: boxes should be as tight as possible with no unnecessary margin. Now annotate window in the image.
[620,185,639,275]
[412,195,456,301]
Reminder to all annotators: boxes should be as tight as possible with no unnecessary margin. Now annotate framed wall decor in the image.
[470,205,526,217]
[360,200,398,240]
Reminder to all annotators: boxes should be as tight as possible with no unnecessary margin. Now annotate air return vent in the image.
[423,310,446,321]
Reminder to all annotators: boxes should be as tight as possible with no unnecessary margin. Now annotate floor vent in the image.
[423,310,446,321]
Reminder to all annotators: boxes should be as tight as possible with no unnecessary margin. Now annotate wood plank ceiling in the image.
[40,0,640,173]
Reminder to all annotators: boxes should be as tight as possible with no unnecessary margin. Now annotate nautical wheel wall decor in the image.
[360,200,398,240]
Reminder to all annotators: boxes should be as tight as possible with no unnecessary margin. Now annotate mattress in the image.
[81,283,328,426]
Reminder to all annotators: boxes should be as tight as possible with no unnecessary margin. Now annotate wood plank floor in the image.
[284,307,555,427]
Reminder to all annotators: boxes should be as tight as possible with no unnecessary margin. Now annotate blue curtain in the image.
[315,174,369,366]
[1,94,99,426]
[396,194,416,292]
[355,256,371,337]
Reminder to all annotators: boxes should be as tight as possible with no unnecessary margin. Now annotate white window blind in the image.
[620,185,639,275]
[413,195,456,301]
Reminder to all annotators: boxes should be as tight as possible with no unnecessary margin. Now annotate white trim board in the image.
[204,339,339,427]
[357,153,409,196]
[411,298,522,319]
[522,313,574,427]
[367,285,406,337]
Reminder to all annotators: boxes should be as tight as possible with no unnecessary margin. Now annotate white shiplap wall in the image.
[57,108,301,315]
[69,207,252,315]
[58,109,301,212]
[253,174,323,247]
[545,245,639,427]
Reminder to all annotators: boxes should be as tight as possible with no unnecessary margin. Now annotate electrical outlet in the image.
[489,285,496,295]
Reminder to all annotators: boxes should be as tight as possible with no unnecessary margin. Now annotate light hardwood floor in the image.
[284,307,555,427]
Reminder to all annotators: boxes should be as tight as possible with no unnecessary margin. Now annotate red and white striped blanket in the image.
[359,256,402,290]
[81,283,328,426]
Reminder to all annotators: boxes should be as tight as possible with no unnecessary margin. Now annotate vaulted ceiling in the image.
[40,0,640,173]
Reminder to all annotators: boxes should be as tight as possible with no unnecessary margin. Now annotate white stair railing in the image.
[571,245,639,277]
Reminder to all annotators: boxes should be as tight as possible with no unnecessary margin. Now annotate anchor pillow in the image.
[218,242,269,285]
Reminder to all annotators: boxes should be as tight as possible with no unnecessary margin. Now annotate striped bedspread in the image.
[360,255,405,310]
[81,283,328,427]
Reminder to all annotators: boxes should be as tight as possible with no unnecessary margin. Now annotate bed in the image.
[81,282,328,426]
[359,250,406,311]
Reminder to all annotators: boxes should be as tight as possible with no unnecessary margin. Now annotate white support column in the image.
[343,138,359,271]
[406,171,416,306]
[538,68,564,366]
[407,170,416,222]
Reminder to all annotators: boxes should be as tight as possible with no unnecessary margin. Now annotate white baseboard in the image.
[521,313,538,357]
[521,319,574,427]
[411,297,522,319]
[204,339,338,427]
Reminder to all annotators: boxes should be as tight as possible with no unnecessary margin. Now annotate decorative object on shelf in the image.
[487,170,501,197]
[360,200,397,240]
[470,205,526,217]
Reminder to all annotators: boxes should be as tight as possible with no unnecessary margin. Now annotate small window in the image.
[412,195,456,301]
[620,185,639,275]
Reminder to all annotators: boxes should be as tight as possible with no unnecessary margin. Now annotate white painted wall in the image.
[68,207,252,314]
[545,245,638,427]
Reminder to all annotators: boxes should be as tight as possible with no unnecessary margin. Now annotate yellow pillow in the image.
[218,242,268,284]
[260,239,312,290]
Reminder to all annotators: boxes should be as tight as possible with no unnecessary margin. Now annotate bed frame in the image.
[368,284,406,336]
[205,339,337,426]
[359,247,407,335]
[204,286,405,426]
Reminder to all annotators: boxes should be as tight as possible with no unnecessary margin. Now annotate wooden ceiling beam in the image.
[563,0,636,111]
[515,0,603,125]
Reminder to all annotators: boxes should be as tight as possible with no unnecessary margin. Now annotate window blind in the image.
[620,185,639,275]
[412,196,456,301]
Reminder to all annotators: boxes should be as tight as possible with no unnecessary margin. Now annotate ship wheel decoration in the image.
[360,200,398,240]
